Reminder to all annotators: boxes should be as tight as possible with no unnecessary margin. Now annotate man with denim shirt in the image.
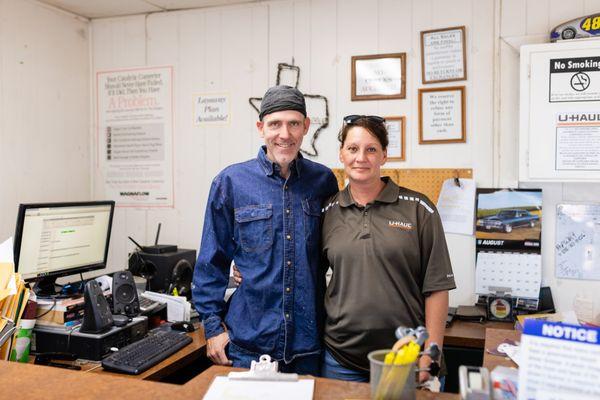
[192,85,338,374]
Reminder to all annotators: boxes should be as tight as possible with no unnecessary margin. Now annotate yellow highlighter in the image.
[374,341,420,400]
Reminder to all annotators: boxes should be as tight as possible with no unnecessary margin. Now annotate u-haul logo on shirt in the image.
[388,220,413,230]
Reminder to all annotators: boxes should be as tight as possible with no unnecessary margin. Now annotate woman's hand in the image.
[232,264,243,286]
[418,354,432,383]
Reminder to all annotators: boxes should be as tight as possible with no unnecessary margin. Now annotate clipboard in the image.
[203,355,314,400]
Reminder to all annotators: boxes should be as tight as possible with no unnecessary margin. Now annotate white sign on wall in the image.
[556,203,600,280]
[555,112,600,171]
[520,41,600,181]
[194,93,230,125]
[96,66,174,207]
[549,56,600,102]
[421,26,466,83]
[419,87,465,143]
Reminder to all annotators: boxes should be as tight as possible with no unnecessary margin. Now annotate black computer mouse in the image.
[170,321,195,332]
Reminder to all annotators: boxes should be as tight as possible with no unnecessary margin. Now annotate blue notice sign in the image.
[523,319,599,345]
[519,319,600,400]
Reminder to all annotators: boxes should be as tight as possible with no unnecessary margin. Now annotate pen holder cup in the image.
[368,350,416,400]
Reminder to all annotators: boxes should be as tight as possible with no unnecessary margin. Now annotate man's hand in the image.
[206,331,232,365]
[232,264,243,286]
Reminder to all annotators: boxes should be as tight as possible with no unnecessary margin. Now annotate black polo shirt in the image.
[322,177,456,371]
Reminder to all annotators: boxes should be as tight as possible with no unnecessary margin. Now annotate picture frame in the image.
[351,53,406,101]
[419,86,466,144]
[384,116,406,161]
[421,26,467,84]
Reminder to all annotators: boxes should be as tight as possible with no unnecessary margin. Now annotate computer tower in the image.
[33,317,148,361]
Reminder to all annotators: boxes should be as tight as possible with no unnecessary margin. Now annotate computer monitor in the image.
[13,201,115,297]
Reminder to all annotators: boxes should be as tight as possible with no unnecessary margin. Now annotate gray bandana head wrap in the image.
[259,85,306,120]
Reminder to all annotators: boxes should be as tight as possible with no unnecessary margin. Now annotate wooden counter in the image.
[0,361,459,400]
[190,365,459,399]
[442,320,514,393]
[444,320,514,349]
[482,328,520,371]
[18,320,509,398]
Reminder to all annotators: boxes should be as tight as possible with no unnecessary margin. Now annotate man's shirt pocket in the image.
[234,204,273,252]
[302,198,322,246]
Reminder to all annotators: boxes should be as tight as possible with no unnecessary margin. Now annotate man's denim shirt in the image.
[193,147,338,362]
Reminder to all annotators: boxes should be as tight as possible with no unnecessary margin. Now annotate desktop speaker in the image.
[130,248,196,298]
[167,259,194,298]
[80,280,114,334]
[112,270,140,317]
[128,251,157,281]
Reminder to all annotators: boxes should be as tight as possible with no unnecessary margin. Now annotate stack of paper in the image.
[0,237,31,360]
[141,291,190,321]
[204,377,315,400]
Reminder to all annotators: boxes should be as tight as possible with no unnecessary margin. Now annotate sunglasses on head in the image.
[343,115,386,125]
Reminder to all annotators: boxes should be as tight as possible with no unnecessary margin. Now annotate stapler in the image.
[34,352,82,370]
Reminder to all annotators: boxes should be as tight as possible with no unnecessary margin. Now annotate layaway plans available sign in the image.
[96,66,174,207]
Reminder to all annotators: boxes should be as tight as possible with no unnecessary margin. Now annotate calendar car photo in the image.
[476,188,542,242]
[477,209,539,233]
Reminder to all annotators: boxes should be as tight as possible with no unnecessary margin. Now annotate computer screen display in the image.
[14,201,115,283]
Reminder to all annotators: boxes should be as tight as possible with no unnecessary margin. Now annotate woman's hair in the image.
[338,117,389,150]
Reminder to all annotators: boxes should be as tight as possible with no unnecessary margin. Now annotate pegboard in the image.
[332,168,473,203]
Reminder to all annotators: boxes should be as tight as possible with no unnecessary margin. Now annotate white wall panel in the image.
[0,0,89,244]
[308,0,338,167]
[500,0,526,37]
[585,0,600,13]
[525,0,550,35]
[91,15,148,274]
[497,40,520,187]
[548,0,585,28]
[469,0,495,185]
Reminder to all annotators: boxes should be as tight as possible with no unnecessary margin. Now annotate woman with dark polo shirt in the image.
[320,115,456,384]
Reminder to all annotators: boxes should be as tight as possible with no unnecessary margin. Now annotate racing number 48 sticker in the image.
[580,15,600,33]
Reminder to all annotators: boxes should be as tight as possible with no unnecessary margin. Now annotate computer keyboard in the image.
[138,295,161,313]
[101,329,192,374]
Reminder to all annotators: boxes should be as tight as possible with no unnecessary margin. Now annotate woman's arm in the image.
[419,290,449,383]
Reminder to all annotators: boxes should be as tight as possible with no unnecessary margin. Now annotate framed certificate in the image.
[419,86,466,144]
[421,26,466,84]
[384,116,405,161]
[351,53,406,100]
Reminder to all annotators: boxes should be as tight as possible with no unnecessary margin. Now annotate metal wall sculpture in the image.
[249,63,330,157]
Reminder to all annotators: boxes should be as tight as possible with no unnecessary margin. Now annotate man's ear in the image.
[303,116,311,136]
[256,120,265,138]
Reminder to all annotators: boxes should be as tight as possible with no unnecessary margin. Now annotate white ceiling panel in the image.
[36,0,162,18]
[148,0,254,9]
[35,0,265,19]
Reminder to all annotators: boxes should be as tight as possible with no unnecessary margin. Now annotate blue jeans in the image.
[321,348,369,382]
[227,341,320,375]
